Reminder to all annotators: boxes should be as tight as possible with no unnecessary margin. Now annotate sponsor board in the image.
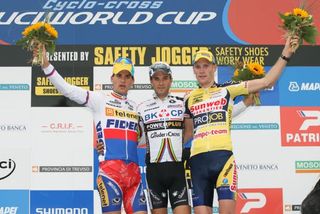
[280,107,320,146]
[0,158,16,181]
[1,1,320,46]
[0,109,31,150]
[0,67,31,108]
[30,190,93,214]
[0,0,234,45]
[0,190,29,214]
[279,67,320,106]
[237,163,279,172]
[232,106,281,148]
[31,108,93,190]
[31,47,93,107]
[0,148,30,189]
[231,123,279,130]
[295,160,320,173]
[284,204,301,212]
[236,188,283,214]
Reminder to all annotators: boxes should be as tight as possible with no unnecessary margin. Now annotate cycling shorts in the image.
[146,161,190,210]
[189,150,237,207]
[97,160,147,213]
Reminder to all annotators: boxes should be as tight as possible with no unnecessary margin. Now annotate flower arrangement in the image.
[232,61,265,105]
[16,19,58,66]
[279,7,318,50]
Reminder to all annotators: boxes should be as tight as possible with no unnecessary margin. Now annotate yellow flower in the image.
[22,26,33,36]
[44,23,58,38]
[233,69,239,77]
[246,62,265,76]
[293,8,309,18]
[284,12,291,16]
[33,22,45,31]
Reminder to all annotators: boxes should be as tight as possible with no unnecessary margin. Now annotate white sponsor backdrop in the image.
[0,67,31,108]
[30,107,93,190]
[0,66,319,214]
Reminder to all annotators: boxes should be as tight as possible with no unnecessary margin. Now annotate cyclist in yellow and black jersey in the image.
[184,36,300,214]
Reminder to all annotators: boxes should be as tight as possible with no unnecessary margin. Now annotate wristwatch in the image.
[280,54,290,62]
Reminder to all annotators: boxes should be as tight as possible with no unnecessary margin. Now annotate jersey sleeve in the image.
[43,64,100,111]
[184,96,192,118]
[226,82,249,100]
[232,101,246,118]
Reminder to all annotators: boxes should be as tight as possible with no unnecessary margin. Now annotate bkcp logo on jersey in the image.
[280,107,320,146]
[144,109,183,122]
[236,188,283,214]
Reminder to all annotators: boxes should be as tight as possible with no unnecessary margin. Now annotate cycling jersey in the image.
[184,81,249,157]
[137,94,184,163]
[43,64,139,164]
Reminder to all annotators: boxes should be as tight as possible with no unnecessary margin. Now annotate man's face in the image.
[193,58,216,88]
[150,71,172,99]
[111,70,134,95]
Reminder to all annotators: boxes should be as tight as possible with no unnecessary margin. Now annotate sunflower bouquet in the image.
[279,7,318,51]
[16,20,58,66]
[232,61,265,105]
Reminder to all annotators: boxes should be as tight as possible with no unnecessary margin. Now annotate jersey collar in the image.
[198,82,218,89]
[111,90,127,100]
[153,93,171,101]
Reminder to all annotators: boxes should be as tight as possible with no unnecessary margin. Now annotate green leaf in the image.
[302,25,318,44]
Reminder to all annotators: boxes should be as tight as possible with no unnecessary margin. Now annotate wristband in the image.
[280,54,290,62]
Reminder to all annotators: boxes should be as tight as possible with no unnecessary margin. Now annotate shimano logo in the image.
[35,208,88,214]
[289,82,320,92]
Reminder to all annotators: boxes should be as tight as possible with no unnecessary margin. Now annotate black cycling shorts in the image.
[146,161,190,210]
[190,150,237,207]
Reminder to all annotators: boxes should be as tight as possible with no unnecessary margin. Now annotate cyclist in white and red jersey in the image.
[36,47,147,214]
[136,62,253,214]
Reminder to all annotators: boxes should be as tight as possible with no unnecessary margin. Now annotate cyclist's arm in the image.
[42,64,90,106]
[248,36,298,93]
[232,101,246,118]
[232,93,256,117]
[39,46,98,109]
[184,118,193,144]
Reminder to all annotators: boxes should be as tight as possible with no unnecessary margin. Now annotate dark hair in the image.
[301,178,320,214]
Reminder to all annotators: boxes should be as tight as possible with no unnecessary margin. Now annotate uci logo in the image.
[0,159,16,180]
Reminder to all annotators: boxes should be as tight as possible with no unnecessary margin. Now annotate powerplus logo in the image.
[236,188,283,214]
[281,107,320,146]
[0,159,16,180]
